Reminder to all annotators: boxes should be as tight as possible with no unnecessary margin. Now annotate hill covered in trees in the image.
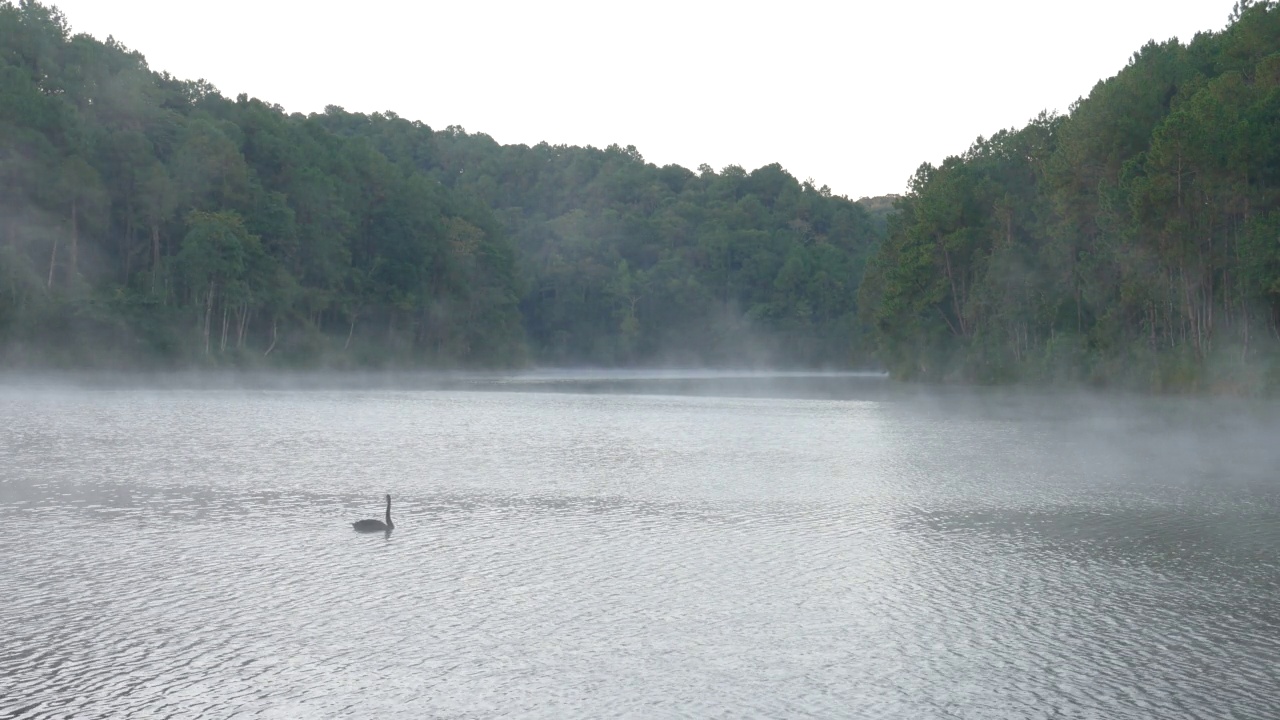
[859,1,1280,391]
[0,0,884,370]
[11,0,1278,389]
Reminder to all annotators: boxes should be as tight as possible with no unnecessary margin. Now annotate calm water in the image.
[2,375,1278,718]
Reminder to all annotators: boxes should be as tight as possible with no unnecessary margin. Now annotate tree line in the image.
[0,0,884,370]
[859,1,1280,391]
[12,0,1273,388]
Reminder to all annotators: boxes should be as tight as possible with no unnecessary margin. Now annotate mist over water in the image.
[2,374,1278,718]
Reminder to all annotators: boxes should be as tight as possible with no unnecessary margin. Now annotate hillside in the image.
[858,1,1280,391]
[0,1,883,370]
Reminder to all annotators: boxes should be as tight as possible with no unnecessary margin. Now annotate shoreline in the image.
[1,367,1273,401]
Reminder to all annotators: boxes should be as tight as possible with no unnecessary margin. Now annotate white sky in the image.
[51,0,1231,199]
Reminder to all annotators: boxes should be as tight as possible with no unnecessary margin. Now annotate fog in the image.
[4,373,1278,717]
[5,0,1280,714]
[7,367,1280,469]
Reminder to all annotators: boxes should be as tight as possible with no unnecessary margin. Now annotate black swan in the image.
[352,494,394,532]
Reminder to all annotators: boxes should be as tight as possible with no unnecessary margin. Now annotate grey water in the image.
[1,374,1278,719]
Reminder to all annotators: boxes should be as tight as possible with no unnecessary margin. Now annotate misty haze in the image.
[3,376,1279,718]
[4,0,1280,718]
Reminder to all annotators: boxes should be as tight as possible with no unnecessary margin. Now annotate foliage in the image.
[0,1,883,369]
[860,1,1280,392]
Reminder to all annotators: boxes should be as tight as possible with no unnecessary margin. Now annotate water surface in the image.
[2,375,1278,718]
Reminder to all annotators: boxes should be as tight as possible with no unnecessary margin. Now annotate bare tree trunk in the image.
[47,233,58,289]
[203,284,215,355]
[1242,306,1249,363]
[67,198,78,286]
[123,203,134,281]
[942,247,966,337]
[344,312,357,351]
[1152,299,1162,351]
[1182,267,1201,357]
[220,304,229,353]
[1238,232,1249,361]
[936,307,961,337]
[150,224,161,292]
[1224,269,1232,331]
[1076,285,1083,334]
[1204,272,1212,346]
[1176,152,1183,211]
[264,319,278,356]
[6,218,17,306]
[236,303,249,350]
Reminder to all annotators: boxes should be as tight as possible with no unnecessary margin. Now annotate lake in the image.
[1,373,1278,718]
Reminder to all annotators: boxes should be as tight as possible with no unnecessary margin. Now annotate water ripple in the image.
[1,388,1278,718]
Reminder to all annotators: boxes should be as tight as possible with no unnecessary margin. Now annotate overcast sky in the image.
[51,0,1230,199]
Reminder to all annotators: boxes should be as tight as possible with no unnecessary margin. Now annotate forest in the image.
[7,1,1280,391]
[0,0,882,370]
[859,1,1280,391]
